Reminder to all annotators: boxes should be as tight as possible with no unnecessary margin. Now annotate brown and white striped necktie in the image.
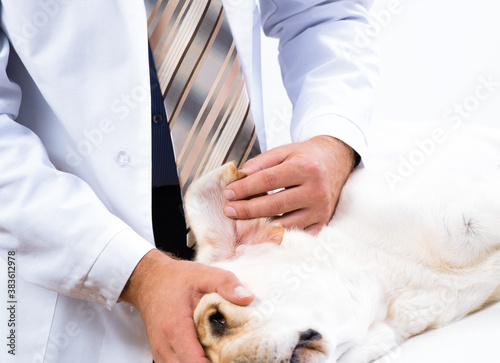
[147,0,260,196]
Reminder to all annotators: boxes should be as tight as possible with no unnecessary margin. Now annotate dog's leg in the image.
[422,183,500,270]
[184,162,284,264]
[485,284,500,305]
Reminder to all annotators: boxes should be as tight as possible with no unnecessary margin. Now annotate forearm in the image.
[0,116,153,307]
[0,27,155,308]
[260,0,378,160]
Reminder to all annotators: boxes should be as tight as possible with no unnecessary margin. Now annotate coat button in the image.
[125,303,139,316]
[153,114,163,124]
[115,151,131,167]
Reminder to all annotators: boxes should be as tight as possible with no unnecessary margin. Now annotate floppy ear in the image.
[184,162,285,264]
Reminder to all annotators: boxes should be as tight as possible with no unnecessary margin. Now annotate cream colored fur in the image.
[185,133,500,363]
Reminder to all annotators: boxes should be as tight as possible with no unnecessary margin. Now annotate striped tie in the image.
[147,0,260,196]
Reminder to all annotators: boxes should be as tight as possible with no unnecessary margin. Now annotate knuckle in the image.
[318,197,333,212]
[304,160,325,175]
[270,198,286,214]
[292,157,311,174]
[238,204,253,219]
[218,270,238,285]
[245,158,260,169]
[292,156,307,168]
[320,204,334,222]
[306,203,333,227]
[161,323,175,340]
[262,172,278,189]
[236,182,250,198]
[310,183,329,201]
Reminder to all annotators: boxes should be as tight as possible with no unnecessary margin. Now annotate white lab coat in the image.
[0,0,376,362]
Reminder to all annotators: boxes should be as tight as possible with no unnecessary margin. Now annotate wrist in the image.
[120,249,173,311]
[309,135,357,171]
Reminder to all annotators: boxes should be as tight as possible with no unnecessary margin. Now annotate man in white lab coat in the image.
[0,0,377,362]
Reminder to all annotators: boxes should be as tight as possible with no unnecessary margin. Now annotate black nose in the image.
[298,329,322,345]
[291,329,323,363]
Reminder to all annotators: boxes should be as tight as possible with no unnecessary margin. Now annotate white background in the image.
[261,0,500,149]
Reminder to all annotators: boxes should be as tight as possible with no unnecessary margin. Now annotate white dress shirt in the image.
[0,1,376,362]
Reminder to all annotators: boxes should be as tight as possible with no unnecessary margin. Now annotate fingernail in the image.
[239,167,257,175]
[234,285,253,299]
[239,166,258,175]
[224,189,236,200]
[224,206,237,218]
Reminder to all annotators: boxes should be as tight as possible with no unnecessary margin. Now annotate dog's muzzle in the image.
[290,329,324,362]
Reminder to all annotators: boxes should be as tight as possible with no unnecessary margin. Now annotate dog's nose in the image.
[298,329,322,344]
[291,329,324,363]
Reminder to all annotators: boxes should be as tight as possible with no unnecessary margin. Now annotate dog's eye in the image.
[209,310,226,336]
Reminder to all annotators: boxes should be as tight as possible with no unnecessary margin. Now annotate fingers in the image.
[225,154,301,201]
[238,145,290,175]
[225,164,301,201]
[304,223,324,235]
[149,303,211,363]
[156,338,209,363]
[158,315,210,363]
[224,186,308,220]
[224,161,335,221]
[273,206,329,232]
[223,136,356,232]
[224,143,300,201]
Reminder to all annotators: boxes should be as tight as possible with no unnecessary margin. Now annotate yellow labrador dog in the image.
[185,133,500,363]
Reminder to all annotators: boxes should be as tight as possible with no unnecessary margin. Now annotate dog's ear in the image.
[184,162,285,263]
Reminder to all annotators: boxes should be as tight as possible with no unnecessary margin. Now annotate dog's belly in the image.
[323,162,500,342]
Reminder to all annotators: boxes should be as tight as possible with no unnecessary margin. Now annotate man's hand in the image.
[223,136,357,234]
[120,249,254,363]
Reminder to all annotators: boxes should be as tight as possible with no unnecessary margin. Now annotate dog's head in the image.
[185,163,379,362]
[193,292,327,363]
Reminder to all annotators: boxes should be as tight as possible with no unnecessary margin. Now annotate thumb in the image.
[217,276,255,306]
[200,268,255,306]
[229,285,255,304]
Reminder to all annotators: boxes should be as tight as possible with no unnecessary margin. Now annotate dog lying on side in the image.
[185,140,500,362]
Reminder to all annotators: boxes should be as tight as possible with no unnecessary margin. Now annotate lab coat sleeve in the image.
[260,0,378,160]
[0,30,153,309]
